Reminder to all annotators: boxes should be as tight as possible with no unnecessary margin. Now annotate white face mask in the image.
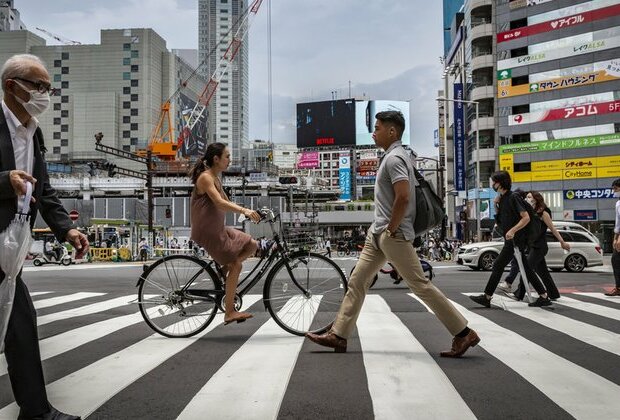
[526,197,536,207]
[13,80,50,116]
[614,191,620,198]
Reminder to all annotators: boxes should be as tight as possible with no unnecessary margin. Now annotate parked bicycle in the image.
[136,209,347,338]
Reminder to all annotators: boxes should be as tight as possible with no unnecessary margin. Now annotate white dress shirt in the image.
[2,100,38,212]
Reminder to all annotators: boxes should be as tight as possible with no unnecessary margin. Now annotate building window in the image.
[221,127,228,130]
[123,145,131,152]
[60,125,68,132]
[61,67,69,74]
[131,79,139,87]
[220,134,229,138]
[61,81,69,89]
[53,132,61,140]
[123,43,131,50]
[131,109,139,116]
[61,96,69,103]
[54,74,61,82]
[130,123,138,130]
[123,57,131,65]
[131,50,139,58]
[123,87,131,94]
[123,131,130,138]
[53,118,61,125]
[53,103,61,111]
[123,116,131,123]
[130,138,138,145]
[123,72,130,80]
[220,9,228,13]
[131,65,139,72]
[54,60,61,68]
[61,110,69,117]
[123,101,130,109]
[61,52,69,60]
[221,87,228,91]
[53,147,61,154]
[130,94,138,101]
[60,139,68,146]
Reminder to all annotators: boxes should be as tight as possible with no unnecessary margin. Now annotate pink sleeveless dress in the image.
[190,184,254,266]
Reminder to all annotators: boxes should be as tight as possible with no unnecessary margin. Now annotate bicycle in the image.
[136,209,347,338]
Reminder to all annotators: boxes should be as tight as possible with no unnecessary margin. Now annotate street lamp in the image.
[436,96,481,242]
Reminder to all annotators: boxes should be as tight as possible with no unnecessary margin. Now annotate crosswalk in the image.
[1,290,619,419]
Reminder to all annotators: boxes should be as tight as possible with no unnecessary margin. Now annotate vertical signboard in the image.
[339,153,351,201]
[453,83,465,191]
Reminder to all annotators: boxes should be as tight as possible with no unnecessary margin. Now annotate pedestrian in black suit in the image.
[1,54,89,420]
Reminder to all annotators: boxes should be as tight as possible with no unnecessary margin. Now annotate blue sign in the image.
[433,129,439,147]
[574,209,597,221]
[453,83,465,191]
[339,155,351,200]
[564,188,615,200]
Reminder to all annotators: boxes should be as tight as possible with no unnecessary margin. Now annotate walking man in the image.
[325,238,331,258]
[306,110,480,357]
[605,178,620,296]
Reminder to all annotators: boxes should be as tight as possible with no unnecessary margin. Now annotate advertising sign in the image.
[499,133,620,154]
[453,83,465,191]
[498,59,620,98]
[296,99,356,148]
[509,100,620,126]
[498,3,620,43]
[296,151,320,169]
[501,154,620,182]
[355,100,410,146]
[509,0,552,10]
[338,153,351,201]
[564,188,617,199]
[574,210,597,221]
[177,93,208,157]
[497,35,620,70]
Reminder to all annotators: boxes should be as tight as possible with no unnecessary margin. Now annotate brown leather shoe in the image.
[604,287,620,296]
[305,331,347,353]
[440,329,480,358]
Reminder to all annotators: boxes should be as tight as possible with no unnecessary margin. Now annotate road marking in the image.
[555,296,620,322]
[573,292,620,305]
[30,291,52,297]
[358,296,475,420]
[407,293,433,312]
[446,298,620,420]
[485,293,620,357]
[0,296,262,420]
[33,292,105,310]
[37,295,134,326]
[178,297,319,420]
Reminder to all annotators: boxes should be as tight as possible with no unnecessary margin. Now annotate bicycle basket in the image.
[281,225,319,250]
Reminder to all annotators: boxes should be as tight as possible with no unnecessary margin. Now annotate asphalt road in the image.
[1,257,618,419]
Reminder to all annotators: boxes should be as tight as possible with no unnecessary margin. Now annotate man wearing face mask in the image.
[469,171,552,308]
[1,54,87,420]
[606,178,620,296]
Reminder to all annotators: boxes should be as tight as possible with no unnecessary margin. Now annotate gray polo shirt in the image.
[369,141,416,241]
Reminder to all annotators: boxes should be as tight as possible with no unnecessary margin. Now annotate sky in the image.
[16,0,445,158]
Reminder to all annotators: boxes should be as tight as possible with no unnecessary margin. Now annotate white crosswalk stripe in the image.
[1,290,620,419]
[573,292,620,305]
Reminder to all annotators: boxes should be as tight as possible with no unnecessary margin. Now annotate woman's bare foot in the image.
[224,311,253,325]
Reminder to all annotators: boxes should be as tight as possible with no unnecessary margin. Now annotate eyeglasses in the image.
[12,77,56,95]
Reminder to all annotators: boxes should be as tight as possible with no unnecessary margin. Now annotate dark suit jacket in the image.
[0,107,73,242]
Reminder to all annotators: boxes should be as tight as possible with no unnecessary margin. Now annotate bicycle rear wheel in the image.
[138,255,221,338]
[264,251,347,336]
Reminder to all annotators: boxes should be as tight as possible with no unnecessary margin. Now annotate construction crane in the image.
[146,0,263,161]
[35,27,82,45]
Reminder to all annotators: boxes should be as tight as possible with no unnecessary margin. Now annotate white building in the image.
[272,144,297,170]
[198,0,249,160]
[0,1,26,32]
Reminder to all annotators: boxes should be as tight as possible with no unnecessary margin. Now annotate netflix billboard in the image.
[296,99,356,148]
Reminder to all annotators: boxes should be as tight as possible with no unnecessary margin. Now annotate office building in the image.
[0,0,26,32]
[198,0,249,160]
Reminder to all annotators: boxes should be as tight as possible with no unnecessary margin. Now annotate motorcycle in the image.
[33,245,72,267]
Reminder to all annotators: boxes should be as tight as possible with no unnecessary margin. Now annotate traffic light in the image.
[165,208,172,219]
[279,176,298,185]
[107,163,117,177]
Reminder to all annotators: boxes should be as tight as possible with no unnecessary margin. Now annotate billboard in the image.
[499,133,620,154]
[509,99,620,126]
[338,153,351,200]
[453,84,465,191]
[500,154,620,182]
[296,151,320,169]
[177,92,208,157]
[296,99,356,148]
[355,100,410,146]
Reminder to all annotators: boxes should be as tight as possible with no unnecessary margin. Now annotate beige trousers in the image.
[332,231,467,338]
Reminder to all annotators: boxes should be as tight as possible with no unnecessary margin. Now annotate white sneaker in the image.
[498,281,512,293]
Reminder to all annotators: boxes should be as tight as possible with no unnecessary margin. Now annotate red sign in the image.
[498,4,620,43]
[69,210,79,221]
[510,100,620,126]
[316,137,335,145]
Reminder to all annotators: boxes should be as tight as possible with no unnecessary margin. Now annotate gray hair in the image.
[1,53,47,87]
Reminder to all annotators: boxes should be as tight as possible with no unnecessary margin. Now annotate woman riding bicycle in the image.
[189,142,261,325]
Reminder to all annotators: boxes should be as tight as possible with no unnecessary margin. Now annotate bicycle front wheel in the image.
[264,251,347,336]
[138,255,221,338]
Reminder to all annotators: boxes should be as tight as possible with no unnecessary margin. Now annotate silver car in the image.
[456,230,603,272]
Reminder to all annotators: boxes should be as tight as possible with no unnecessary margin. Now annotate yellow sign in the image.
[505,154,620,182]
[497,69,620,98]
[499,154,513,174]
[598,166,620,178]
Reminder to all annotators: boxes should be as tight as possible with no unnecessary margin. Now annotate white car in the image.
[457,229,603,272]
